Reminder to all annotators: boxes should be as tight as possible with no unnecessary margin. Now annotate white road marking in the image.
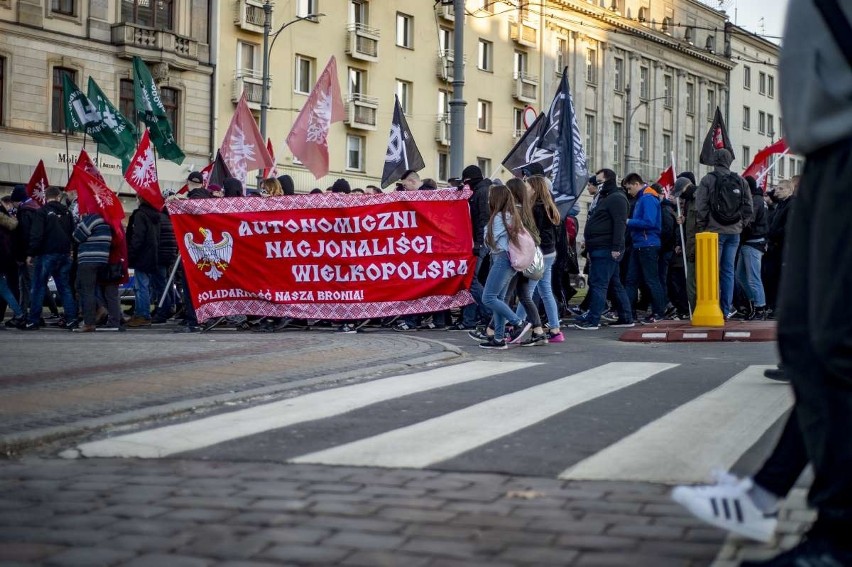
[560,365,792,484]
[71,361,539,458]
[290,362,678,468]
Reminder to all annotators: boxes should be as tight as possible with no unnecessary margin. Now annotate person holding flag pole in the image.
[668,152,692,318]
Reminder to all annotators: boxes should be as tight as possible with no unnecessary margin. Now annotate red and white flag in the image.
[743,139,789,191]
[286,56,345,179]
[76,149,105,183]
[25,160,49,206]
[656,166,675,197]
[124,129,164,210]
[263,138,279,179]
[220,93,273,185]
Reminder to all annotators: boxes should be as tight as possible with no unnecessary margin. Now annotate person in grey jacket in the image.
[695,148,753,318]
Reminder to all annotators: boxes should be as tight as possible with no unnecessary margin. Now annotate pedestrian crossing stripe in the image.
[290,362,678,469]
[559,365,792,484]
[68,360,540,459]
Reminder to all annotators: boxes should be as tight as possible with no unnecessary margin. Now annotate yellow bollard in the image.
[692,232,725,327]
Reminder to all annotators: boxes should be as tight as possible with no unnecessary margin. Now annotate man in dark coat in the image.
[126,200,161,327]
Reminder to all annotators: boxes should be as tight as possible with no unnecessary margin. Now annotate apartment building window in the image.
[759,71,766,95]
[663,133,672,167]
[743,106,751,130]
[295,55,314,94]
[743,66,751,90]
[297,0,317,17]
[556,38,567,75]
[789,157,796,176]
[743,146,751,165]
[478,40,493,72]
[238,41,259,77]
[686,82,695,115]
[51,0,75,16]
[513,107,524,137]
[52,67,76,133]
[639,65,649,99]
[438,89,450,117]
[768,75,775,98]
[346,134,364,170]
[514,50,528,79]
[439,27,452,53]
[685,138,694,173]
[663,74,673,109]
[119,78,136,124]
[396,79,412,115]
[613,121,623,170]
[122,0,173,30]
[396,13,413,48]
[778,156,786,178]
[585,114,596,170]
[768,114,775,138]
[477,99,491,131]
[613,57,624,92]
[638,127,648,164]
[348,67,365,95]
[161,87,179,141]
[707,89,716,118]
[477,157,491,177]
[438,151,450,181]
[349,0,368,25]
[586,47,597,84]
[758,111,766,135]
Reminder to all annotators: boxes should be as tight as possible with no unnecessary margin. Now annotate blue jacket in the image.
[626,186,662,248]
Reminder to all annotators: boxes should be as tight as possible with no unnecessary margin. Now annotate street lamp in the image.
[623,87,668,177]
[259,8,325,167]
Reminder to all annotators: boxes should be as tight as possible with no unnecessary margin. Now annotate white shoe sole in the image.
[671,488,776,543]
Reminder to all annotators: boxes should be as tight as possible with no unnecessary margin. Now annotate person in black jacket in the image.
[455,165,492,330]
[24,186,78,330]
[735,176,770,320]
[151,206,179,324]
[575,169,633,330]
[762,179,794,314]
[126,200,161,327]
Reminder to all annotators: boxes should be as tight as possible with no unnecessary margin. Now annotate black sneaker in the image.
[479,337,507,350]
[174,325,201,333]
[447,322,474,331]
[573,321,600,330]
[600,310,618,323]
[521,332,549,347]
[609,319,635,328]
[336,323,357,334]
[507,321,532,344]
[640,315,661,325]
[22,322,39,331]
[63,318,81,331]
[468,328,489,341]
[763,366,788,382]
[151,316,170,325]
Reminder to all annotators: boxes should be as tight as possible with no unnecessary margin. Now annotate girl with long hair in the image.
[479,184,532,349]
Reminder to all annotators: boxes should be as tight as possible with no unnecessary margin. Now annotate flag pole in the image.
[158,257,181,309]
[64,130,71,180]
[670,151,692,318]
[82,131,88,150]
[755,148,791,188]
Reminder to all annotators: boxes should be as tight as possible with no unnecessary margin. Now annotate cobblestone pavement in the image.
[0,457,813,567]
[0,330,458,452]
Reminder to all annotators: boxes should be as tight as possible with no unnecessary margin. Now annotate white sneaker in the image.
[671,476,777,543]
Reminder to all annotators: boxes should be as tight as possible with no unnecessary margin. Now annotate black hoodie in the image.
[583,180,629,252]
[28,200,74,257]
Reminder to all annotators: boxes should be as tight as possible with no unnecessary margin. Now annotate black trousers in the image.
[778,138,852,536]
[753,411,808,498]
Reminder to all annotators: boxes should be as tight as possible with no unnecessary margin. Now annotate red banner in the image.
[167,190,475,322]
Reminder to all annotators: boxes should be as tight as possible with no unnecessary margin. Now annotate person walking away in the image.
[126,199,162,327]
[73,212,112,332]
[735,176,769,320]
[0,200,25,328]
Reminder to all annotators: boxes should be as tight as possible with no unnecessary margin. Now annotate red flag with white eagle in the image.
[742,139,789,191]
[286,56,345,179]
[656,166,675,197]
[76,149,105,183]
[67,160,129,283]
[124,129,164,210]
[220,93,273,185]
[264,138,279,179]
[25,160,49,206]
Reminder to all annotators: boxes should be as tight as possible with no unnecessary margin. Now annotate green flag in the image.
[63,75,129,161]
[132,56,185,164]
[87,77,137,171]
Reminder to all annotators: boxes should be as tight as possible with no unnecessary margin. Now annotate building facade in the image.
[0,0,214,196]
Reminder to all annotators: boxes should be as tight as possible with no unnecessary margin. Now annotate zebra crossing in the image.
[66,360,793,483]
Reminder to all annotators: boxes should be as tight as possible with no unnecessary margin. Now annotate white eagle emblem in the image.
[184,228,234,281]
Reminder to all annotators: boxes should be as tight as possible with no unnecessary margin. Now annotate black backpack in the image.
[709,172,745,226]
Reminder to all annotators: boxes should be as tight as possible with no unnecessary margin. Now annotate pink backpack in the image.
[508,227,537,271]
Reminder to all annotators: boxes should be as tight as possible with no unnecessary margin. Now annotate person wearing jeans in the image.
[736,242,766,314]
[717,233,740,317]
[583,248,633,328]
[28,253,77,328]
[623,173,666,322]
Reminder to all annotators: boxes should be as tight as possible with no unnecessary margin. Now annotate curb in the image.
[0,341,465,456]
[619,320,777,343]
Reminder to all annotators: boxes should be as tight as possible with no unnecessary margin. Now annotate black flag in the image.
[381,96,424,188]
[208,150,232,187]
[501,111,553,178]
[700,107,735,166]
[540,72,588,208]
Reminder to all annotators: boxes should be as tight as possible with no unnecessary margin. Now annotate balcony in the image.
[233,71,264,110]
[234,0,266,34]
[346,23,380,62]
[513,72,539,104]
[435,114,451,145]
[435,3,455,21]
[111,23,200,68]
[436,49,454,82]
[509,17,538,47]
[345,93,379,130]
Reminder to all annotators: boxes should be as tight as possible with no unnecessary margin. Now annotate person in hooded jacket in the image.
[126,199,162,327]
[695,148,753,318]
[735,176,769,320]
[763,179,794,314]
[456,164,492,331]
[9,185,44,317]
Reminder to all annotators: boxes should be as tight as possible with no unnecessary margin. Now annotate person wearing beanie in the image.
[222,177,244,198]
[277,175,295,196]
[520,162,546,178]
[331,178,351,194]
[677,171,696,186]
